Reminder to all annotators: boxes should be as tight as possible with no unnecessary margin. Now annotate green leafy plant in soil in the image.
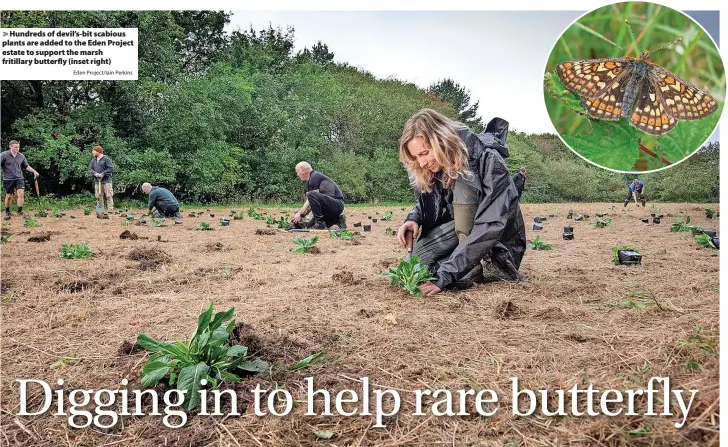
[382,211,393,221]
[137,303,270,411]
[233,211,245,220]
[670,216,703,234]
[384,227,396,236]
[60,242,94,259]
[705,208,716,219]
[381,256,436,298]
[276,215,292,230]
[35,210,48,217]
[695,233,717,249]
[590,216,613,228]
[293,236,319,253]
[152,218,166,227]
[24,218,42,228]
[1,233,12,243]
[195,222,213,231]
[527,235,552,250]
[53,208,63,218]
[83,208,92,215]
[611,246,640,265]
[329,229,353,240]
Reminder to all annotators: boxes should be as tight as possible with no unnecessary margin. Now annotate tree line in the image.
[1,11,719,204]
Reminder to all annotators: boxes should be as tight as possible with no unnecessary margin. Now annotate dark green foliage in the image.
[381,256,436,298]
[60,242,93,259]
[0,12,718,204]
[137,303,270,411]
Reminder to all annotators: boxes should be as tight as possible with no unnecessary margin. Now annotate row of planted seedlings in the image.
[531,210,645,266]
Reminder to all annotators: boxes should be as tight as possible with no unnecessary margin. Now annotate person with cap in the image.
[395,108,527,296]
[624,178,646,207]
[1,140,40,220]
[292,162,347,230]
[89,145,114,214]
[142,183,181,218]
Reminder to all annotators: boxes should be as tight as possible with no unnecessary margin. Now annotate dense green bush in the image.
[1,12,717,204]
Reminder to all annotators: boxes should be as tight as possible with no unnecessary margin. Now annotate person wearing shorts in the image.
[1,140,40,220]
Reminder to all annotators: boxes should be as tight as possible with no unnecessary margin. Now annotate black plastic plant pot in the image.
[712,237,720,249]
[651,213,656,218]
[220,220,230,226]
[533,223,543,231]
[563,233,574,240]
[548,213,554,218]
[126,216,134,221]
[210,214,215,218]
[567,213,573,219]
[596,213,603,218]
[363,224,371,232]
[702,230,717,238]
[653,217,660,224]
[564,226,573,233]
[353,221,361,227]
[534,216,542,223]
[574,215,583,221]
[618,250,642,265]
[641,200,647,207]
[372,218,378,223]
[368,216,372,220]
[641,218,649,223]
[541,216,547,221]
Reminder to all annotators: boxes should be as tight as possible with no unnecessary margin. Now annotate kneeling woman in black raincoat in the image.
[396,109,527,296]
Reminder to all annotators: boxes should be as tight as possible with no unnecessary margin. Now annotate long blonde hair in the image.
[399,109,470,192]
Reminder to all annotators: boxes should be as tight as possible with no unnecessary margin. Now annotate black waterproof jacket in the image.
[405,118,527,290]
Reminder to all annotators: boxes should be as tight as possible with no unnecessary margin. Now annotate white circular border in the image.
[542,0,725,174]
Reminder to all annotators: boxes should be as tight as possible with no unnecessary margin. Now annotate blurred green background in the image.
[543,2,725,172]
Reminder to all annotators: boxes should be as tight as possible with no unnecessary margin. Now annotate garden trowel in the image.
[405,229,414,260]
[95,178,105,216]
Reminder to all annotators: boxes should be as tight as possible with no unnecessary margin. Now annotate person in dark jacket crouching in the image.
[142,183,181,218]
[292,162,347,230]
[396,109,527,296]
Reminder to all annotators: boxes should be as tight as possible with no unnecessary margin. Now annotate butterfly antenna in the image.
[625,20,644,53]
[651,37,683,54]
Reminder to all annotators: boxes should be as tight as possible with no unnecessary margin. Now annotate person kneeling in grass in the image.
[142,183,181,218]
[395,109,527,296]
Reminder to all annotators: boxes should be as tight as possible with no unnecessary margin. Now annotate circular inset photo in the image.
[543,2,724,173]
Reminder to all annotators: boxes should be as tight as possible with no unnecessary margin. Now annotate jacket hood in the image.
[473,117,510,158]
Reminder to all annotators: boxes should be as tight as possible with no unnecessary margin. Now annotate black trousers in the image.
[307,191,344,226]
[155,201,180,217]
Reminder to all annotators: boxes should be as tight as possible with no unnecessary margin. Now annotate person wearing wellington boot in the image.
[395,109,527,296]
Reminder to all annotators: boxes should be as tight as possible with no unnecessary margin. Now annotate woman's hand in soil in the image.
[419,281,441,296]
[293,212,302,223]
[396,221,420,248]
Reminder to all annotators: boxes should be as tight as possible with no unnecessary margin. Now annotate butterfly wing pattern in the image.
[653,67,718,121]
[556,56,717,135]
[628,77,677,134]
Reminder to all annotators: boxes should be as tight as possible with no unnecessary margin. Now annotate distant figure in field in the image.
[624,179,646,207]
[89,145,114,214]
[142,183,181,218]
[1,140,40,220]
[292,162,347,230]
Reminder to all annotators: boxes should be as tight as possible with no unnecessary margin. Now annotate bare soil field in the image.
[0,203,720,446]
